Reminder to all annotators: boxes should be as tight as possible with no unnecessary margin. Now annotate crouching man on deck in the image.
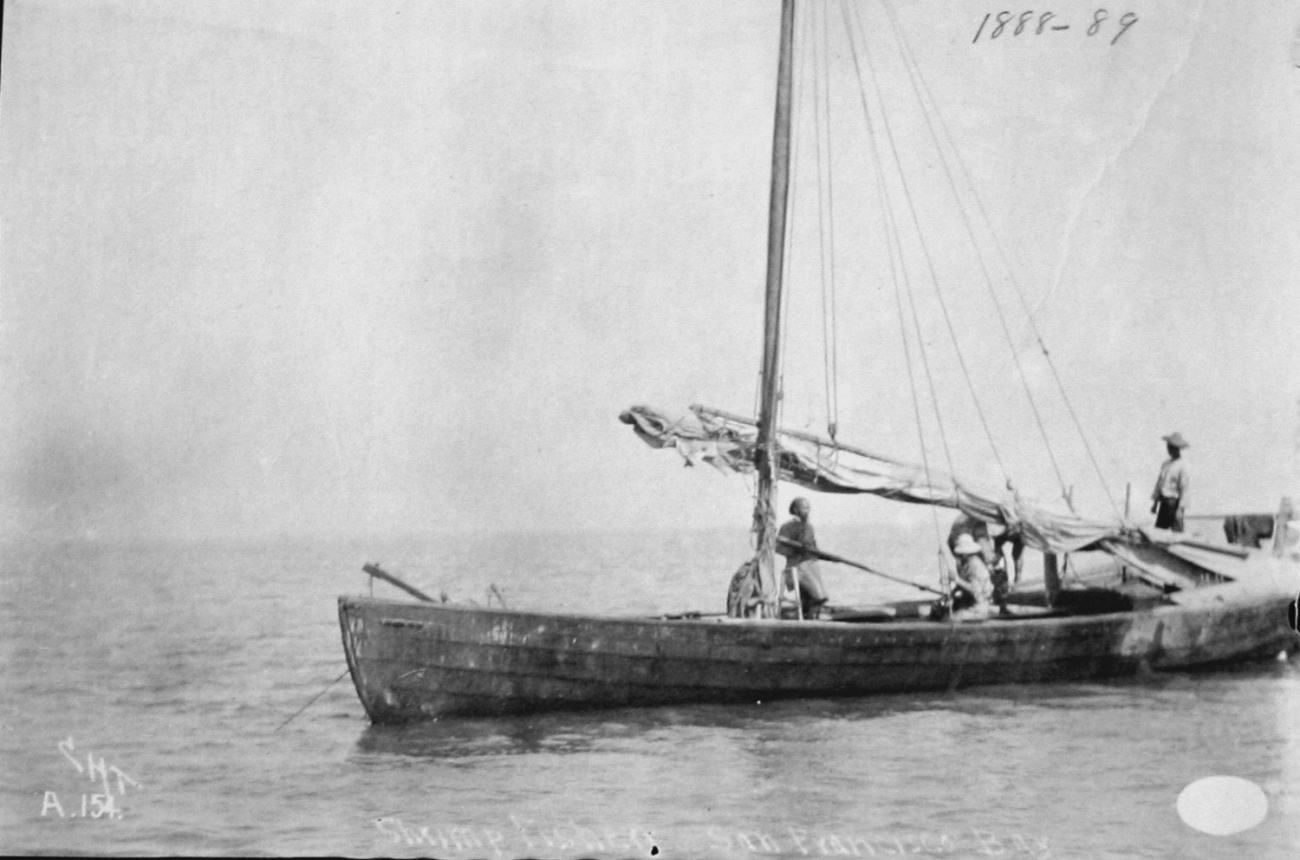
[777,497,830,620]
[948,512,1021,615]
[949,533,994,621]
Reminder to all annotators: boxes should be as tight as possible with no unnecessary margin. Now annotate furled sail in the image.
[620,404,1138,556]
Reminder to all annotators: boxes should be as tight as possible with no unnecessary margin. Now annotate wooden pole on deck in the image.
[1275,497,1296,558]
[362,563,436,603]
[1043,554,1061,609]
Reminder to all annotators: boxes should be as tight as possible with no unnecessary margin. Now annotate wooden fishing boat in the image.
[339,1,1300,722]
[339,556,1296,722]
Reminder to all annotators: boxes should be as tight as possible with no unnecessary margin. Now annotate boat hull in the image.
[338,591,1298,722]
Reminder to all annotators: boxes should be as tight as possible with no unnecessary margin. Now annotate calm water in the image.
[1,527,1298,858]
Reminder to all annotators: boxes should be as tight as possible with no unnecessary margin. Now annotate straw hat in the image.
[1162,432,1190,449]
[952,533,982,556]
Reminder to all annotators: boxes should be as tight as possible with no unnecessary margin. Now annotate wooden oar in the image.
[363,563,436,603]
[778,538,946,596]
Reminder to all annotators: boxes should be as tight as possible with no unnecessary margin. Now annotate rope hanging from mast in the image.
[776,0,815,434]
[812,2,841,442]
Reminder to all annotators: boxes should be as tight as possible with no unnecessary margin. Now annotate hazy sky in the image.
[3,0,1299,542]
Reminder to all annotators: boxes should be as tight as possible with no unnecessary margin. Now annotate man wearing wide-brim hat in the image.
[950,532,994,619]
[1150,432,1190,531]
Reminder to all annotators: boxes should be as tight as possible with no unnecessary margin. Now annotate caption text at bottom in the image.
[376,817,1051,858]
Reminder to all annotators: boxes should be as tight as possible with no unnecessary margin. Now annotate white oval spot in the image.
[1176,776,1268,835]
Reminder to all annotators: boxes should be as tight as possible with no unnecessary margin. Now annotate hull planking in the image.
[338,591,1297,723]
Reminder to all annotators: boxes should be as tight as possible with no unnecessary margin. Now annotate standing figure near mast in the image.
[777,497,830,619]
[1151,432,1190,532]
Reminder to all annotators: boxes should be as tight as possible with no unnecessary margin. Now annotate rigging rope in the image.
[777,1,817,434]
[834,0,953,586]
[878,0,1121,518]
[877,0,1073,510]
[836,3,954,481]
[757,1,814,432]
[842,0,1011,485]
[813,2,841,441]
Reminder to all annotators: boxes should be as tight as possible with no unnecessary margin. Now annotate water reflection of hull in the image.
[338,590,1297,723]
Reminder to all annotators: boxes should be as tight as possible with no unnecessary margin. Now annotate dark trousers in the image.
[1155,497,1182,531]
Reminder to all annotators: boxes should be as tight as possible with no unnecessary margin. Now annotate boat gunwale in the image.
[337,589,1293,636]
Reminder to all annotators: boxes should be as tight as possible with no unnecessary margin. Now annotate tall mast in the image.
[754,0,796,616]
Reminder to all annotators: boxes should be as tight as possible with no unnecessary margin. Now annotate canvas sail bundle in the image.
[620,404,1146,557]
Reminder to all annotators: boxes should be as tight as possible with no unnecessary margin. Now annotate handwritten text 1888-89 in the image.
[973,9,1138,46]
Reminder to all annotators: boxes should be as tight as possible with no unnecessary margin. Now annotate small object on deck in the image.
[1223,514,1275,548]
[658,611,729,620]
[823,604,896,622]
[726,557,764,619]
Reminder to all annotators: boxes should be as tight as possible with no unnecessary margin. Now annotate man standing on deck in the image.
[1150,432,1190,531]
[776,497,829,619]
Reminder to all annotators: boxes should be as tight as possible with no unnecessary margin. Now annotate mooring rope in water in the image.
[274,668,351,733]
